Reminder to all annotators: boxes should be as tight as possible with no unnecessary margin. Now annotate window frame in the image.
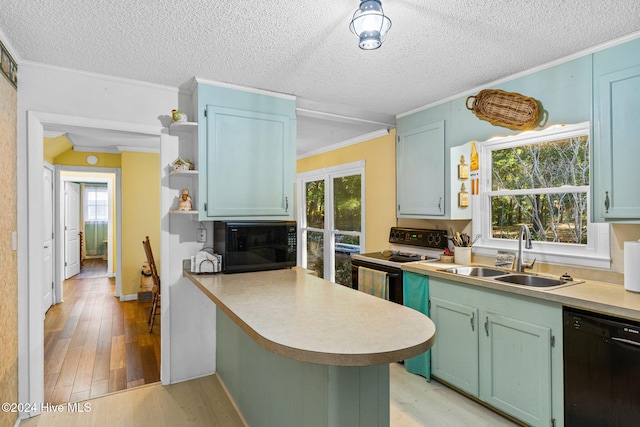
[297,160,365,283]
[84,183,109,223]
[471,122,611,269]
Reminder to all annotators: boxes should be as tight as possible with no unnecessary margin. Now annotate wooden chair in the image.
[142,236,161,333]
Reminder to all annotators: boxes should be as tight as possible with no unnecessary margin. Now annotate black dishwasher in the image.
[564,307,640,426]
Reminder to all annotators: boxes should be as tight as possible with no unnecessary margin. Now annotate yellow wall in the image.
[121,152,160,296]
[0,60,18,427]
[297,130,396,252]
[53,144,122,168]
[43,135,73,163]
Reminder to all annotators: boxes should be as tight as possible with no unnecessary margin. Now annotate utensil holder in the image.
[454,247,472,265]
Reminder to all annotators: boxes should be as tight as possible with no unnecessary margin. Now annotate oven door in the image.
[351,258,403,305]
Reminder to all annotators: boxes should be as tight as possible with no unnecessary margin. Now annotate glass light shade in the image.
[349,0,392,50]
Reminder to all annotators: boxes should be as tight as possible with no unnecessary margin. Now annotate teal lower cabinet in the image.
[429,276,563,427]
[481,312,552,426]
[430,296,479,396]
[402,271,430,380]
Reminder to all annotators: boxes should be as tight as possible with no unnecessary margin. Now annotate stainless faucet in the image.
[516,224,535,272]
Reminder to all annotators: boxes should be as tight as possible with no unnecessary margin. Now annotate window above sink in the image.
[471,122,611,269]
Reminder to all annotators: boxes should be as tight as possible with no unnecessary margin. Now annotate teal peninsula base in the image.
[217,310,390,427]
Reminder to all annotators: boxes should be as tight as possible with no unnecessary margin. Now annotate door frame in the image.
[43,162,55,313]
[296,160,366,282]
[56,168,120,302]
[20,111,162,416]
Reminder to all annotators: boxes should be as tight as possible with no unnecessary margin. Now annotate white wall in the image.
[17,62,216,409]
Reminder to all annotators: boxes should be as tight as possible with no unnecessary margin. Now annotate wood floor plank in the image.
[110,335,125,371]
[140,345,160,384]
[71,346,97,394]
[55,343,82,389]
[45,338,71,375]
[89,379,109,399]
[111,303,124,337]
[92,339,111,382]
[125,342,143,383]
[109,367,127,393]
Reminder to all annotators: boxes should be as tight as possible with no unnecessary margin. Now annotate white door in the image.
[43,167,54,314]
[64,182,81,279]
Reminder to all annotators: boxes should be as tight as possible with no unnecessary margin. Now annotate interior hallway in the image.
[43,259,160,404]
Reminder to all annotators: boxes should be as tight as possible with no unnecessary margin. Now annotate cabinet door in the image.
[402,272,430,380]
[430,297,479,396]
[592,38,640,221]
[396,121,445,217]
[204,105,294,219]
[480,312,552,427]
[594,66,640,220]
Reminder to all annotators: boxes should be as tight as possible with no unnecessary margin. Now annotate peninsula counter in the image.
[185,267,435,427]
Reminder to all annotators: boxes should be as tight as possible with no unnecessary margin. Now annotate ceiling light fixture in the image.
[349,0,392,50]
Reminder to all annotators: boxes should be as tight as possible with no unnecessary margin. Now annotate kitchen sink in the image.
[443,266,511,277]
[493,274,570,288]
[441,266,583,290]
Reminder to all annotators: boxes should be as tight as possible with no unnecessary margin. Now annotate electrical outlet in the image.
[197,226,207,243]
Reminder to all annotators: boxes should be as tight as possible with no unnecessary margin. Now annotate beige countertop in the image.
[184,267,436,367]
[403,261,640,322]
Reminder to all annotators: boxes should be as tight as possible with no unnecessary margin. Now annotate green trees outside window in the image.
[489,134,589,244]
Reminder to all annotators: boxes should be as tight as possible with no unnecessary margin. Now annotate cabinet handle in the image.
[438,197,442,212]
[484,316,489,336]
[285,197,289,212]
[470,312,475,332]
[604,191,610,214]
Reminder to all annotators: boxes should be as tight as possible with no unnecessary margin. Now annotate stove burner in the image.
[388,254,422,263]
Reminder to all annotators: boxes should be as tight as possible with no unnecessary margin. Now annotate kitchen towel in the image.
[624,240,640,293]
[358,266,389,300]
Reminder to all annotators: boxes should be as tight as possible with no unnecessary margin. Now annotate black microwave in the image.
[213,221,297,273]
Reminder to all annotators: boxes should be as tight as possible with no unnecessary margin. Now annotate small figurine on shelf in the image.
[171,109,187,123]
[172,156,194,172]
[178,189,192,211]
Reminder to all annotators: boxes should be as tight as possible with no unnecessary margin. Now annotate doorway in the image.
[56,170,118,301]
[297,161,365,285]
[22,111,164,413]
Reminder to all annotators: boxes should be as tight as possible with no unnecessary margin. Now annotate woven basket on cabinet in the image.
[466,89,540,130]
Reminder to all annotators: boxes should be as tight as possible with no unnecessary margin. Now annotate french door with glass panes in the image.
[298,161,364,286]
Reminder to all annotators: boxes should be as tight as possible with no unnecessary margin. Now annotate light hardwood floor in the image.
[22,362,518,426]
[43,259,160,404]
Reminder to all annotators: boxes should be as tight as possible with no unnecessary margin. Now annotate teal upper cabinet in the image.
[592,37,640,222]
[197,82,296,220]
[396,103,471,219]
[397,121,445,217]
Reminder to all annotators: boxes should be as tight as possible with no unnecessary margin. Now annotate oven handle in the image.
[387,272,401,279]
[611,337,640,348]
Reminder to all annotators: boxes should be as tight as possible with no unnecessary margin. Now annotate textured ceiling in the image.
[2,1,640,155]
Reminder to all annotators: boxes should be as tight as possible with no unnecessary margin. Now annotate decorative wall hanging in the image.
[0,40,17,89]
[466,89,540,130]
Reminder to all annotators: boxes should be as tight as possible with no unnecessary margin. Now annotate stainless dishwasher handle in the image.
[611,337,640,348]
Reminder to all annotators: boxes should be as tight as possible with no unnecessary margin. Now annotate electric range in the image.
[350,227,448,304]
